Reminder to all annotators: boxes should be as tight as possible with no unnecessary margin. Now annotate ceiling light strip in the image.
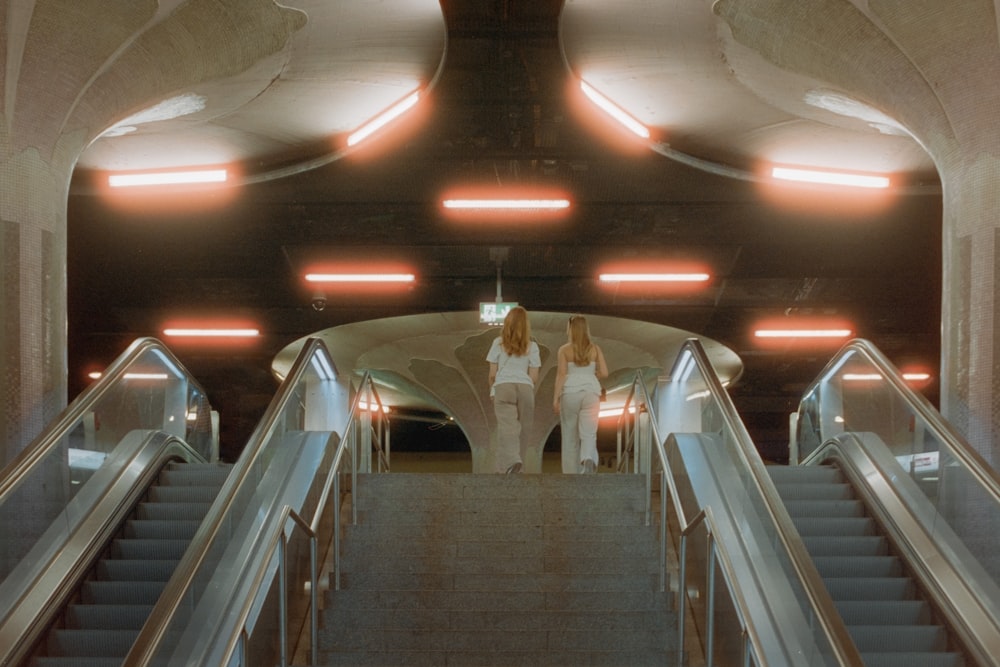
[304,273,415,283]
[754,329,852,338]
[580,81,650,139]
[599,273,710,282]
[109,169,228,187]
[771,166,890,189]
[347,91,421,147]
[163,328,260,337]
[441,199,570,210]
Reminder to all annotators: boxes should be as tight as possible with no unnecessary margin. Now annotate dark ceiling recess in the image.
[67,0,942,463]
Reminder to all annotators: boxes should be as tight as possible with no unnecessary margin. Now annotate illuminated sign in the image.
[480,302,518,325]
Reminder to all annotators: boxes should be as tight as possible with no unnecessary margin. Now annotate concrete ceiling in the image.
[65,0,943,460]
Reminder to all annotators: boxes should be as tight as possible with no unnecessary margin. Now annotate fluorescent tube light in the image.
[441,199,571,210]
[109,169,228,187]
[163,328,260,337]
[304,273,415,283]
[754,328,852,338]
[771,166,890,189]
[347,91,420,147]
[599,273,710,282]
[580,81,650,139]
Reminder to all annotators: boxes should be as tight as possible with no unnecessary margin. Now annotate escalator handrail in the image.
[806,432,1000,667]
[797,338,1000,501]
[622,337,862,666]
[122,336,336,667]
[0,337,213,500]
[0,430,204,667]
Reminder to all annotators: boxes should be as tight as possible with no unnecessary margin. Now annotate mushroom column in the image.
[0,0,304,464]
[714,0,1000,465]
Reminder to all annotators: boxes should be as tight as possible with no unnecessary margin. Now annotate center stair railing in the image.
[616,337,862,667]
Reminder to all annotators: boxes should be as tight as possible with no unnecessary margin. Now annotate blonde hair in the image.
[501,306,531,356]
[568,315,594,366]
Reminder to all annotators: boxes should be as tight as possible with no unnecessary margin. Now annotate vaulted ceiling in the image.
[65,0,943,460]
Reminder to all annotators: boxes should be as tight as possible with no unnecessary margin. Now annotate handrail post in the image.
[706,535,716,667]
[310,534,318,665]
[660,469,667,593]
[278,535,288,667]
[677,533,688,667]
[334,473,342,591]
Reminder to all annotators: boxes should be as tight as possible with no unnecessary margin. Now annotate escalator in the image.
[770,463,964,667]
[32,461,230,667]
[643,337,1000,666]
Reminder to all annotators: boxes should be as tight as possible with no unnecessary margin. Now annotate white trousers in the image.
[560,390,600,473]
[493,382,534,473]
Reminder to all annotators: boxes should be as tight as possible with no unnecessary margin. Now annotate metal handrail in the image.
[0,337,213,499]
[616,337,863,667]
[124,336,389,667]
[798,338,1000,501]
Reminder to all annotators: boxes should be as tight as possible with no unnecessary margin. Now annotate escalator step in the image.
[81,580,165,605]
[146,485,220,503]
[836,600,932,625]
[783,498,865,518]
[802,535,888,557]
[824,576,916,601]
[65,604,153,630]
[136,501,213,520]
[858,652,965,667]
[46,628,137,657]
[112,538,191,560]
[813,555,902,578]
[770,482,854,501]
[158,468,231,487]
[790,516,876,537]
[97,559,179,582]
[767,465,842,484]
[850,624,948,652]
[124,519,202,540]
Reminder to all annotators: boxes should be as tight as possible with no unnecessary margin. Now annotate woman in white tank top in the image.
[553,315,608,474]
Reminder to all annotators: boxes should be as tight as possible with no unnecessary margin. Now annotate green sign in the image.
[480,302,517,325]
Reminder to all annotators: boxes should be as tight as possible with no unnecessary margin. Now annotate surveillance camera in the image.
[311,296,327,312]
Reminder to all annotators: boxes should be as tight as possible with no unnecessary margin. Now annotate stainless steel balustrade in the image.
[616,337,862,667]
[123,336,390,667]
[0,338,217,667]
[795,338,1000,665]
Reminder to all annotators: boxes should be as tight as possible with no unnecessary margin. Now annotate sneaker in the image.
[506,462,523,474]
[582,459,596,474]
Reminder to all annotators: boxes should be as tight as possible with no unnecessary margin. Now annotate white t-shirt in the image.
[487,337,541,386]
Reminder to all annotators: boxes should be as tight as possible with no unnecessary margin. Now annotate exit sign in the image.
[480,302,517,325]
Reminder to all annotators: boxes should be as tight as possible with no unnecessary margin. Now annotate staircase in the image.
[30,461,231,667]
[319,472,676,666]
[768,464,966,667]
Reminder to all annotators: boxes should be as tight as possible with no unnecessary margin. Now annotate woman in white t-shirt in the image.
[486,306,541,474]
[553,315,608,473]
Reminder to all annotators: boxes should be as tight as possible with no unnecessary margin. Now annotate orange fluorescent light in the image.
[754,328,852,339]
[442,198,570,211]
[903,372,931,382]
[304,273,415,283]
[844,371,932,383]
[163,328,259,337]
[347,91,421,147]
[109,169,228,187]
[580,81,650,139]
[599,273,710,282]
[771,166,890,189]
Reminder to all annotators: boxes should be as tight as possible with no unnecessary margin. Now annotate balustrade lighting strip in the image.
[347,91,421,147]
[599,273,710,282]
[304,273,415,283]
[754,328,852,338]
[844,372,932,382]
[441,199,570,210]
[771,166,890,189]
[109,169,228,187]
[163,328,260,337]
[580,81,650,139]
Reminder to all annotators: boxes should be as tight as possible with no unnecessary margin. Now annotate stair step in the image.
[835,600,932,625]
[790,516,876,536]
[111,538,192,560]
[783,498,866,518]
[64,604,153,630]
[850,624,948,652]
[339,571,658,593]
[46,629,137,657]
[339,553,659,575]
[802,535,888,557]
[321,627,672,652]
[96,559,179,582]
[136,501,213,520]
[319,648,676,667]
[124,519,202,540]
[824,576,916,601]
[858,652,965,667]
[146,485,220,503]
[813,555,902,578]
[80,580,165,605]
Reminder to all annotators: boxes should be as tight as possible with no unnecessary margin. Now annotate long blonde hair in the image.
[568,315,594,365]
[501,306,531,356]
